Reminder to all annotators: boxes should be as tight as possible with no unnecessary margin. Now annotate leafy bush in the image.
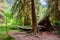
[55,21,60,35]
[57,31,60,35]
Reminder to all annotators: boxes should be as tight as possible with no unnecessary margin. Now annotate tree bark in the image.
[31,0,38,34]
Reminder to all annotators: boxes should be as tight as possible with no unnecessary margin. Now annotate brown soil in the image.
[8,31,60,40]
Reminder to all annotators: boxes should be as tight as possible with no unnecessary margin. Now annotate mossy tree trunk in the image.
[24,0,31,25]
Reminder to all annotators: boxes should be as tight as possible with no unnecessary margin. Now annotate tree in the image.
[31,0,38,34]
[46,0,59,30]
[48,0,59,20]
[24,0,31,25]
[12,0,31,25]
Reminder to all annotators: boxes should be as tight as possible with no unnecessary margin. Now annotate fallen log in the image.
[16,25,45,32]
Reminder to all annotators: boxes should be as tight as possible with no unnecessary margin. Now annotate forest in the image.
[0,0,60,40]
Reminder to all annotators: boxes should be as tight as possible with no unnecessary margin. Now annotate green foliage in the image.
[3,9,23,26]
[57,31,60,35]
[0,35,14,40]
[4,36,14,40]
[55,21,60,26]
[0,26,15,40]
[55,21,60,35]
[4,12,12,19]
[50,16,60,35]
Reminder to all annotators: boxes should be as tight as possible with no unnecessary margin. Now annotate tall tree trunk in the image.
[49,0,59,20]
[31,0,38,34]
[53,0,59,20]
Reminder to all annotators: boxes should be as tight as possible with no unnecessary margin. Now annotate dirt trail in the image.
[8,31,60,40]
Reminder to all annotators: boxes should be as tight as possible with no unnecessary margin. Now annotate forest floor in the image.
[8,31,60,40]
